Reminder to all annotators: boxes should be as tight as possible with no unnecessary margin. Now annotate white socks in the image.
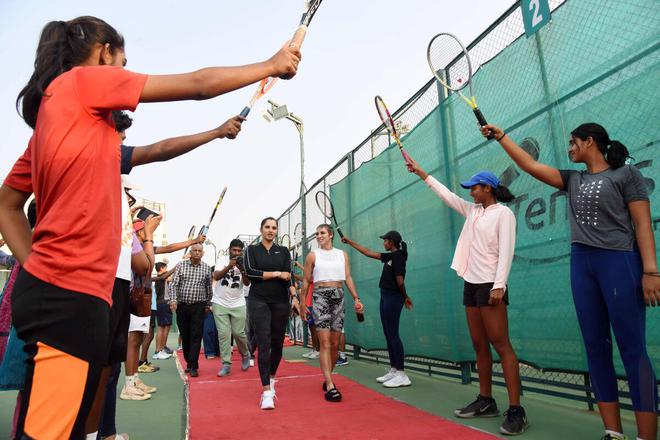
[126,374,136,387]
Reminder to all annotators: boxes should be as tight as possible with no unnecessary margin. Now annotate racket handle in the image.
[240,106,251,118]
[336,226,345,239]
[473,108,494,139]
[400,149,414,171]
[199,226,209,237]
[290,25,308,49]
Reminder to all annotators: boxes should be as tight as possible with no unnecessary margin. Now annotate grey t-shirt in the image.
[559,165,648,251]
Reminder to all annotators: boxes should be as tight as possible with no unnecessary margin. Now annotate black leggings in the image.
[247,299,290,386]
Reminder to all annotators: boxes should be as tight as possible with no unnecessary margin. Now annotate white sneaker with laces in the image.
[376,368,397,383]
[260,390,275,410]
[307,350,320,359]
[153,350,172,360]
[383,371,411,388]
[120,384,151,401]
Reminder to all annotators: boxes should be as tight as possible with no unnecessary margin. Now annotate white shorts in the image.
[129,314,150,334]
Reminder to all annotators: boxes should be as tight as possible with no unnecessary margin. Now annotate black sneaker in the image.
[454,395,499,418]
[500,406,529,435]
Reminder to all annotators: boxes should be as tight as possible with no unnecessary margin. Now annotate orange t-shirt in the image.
[4,66,147,305]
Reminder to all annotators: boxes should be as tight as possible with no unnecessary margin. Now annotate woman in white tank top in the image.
[300,224,363,402]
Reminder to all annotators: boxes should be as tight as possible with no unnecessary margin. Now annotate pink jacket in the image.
[425,176,516,290]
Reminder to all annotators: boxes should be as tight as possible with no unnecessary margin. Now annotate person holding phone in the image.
[212,239,251,377]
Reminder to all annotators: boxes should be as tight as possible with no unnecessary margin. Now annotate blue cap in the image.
[460,171,500,189]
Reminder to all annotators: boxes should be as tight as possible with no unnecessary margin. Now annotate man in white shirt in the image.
[212,239,251,376]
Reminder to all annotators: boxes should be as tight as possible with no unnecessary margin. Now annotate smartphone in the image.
[136,207,158,221]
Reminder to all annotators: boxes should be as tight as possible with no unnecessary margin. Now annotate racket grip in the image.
[240,106,251,118]
[199,226,209,237]
[473,108,494,139]
[290,25,308,49]
[336,227,345,239]
[400,149,414,171]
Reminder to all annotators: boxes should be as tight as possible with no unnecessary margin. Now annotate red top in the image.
[4,66,147,305]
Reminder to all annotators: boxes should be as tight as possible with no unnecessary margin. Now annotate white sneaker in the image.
[120,384,151,401]
[135,377,157,394]
[376,368,397,383]
[249,359,255,367]
[307,350,320,359]
[383,371,411,388]
[152,350,172,360]
[260,390,275,410]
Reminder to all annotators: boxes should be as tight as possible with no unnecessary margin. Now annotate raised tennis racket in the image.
[280,234,291,250]
[290,0,324,49]
[239,1,324,118]
[199,186,227,237]
[375,95,413,170]
[315,191,344,239]
[239,77,278,118]
[427,32,493,139]
[182,225,197,256]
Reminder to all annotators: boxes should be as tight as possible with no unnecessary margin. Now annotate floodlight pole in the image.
[265,101,307,263]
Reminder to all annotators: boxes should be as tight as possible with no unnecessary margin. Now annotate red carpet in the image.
[177,350,497,440]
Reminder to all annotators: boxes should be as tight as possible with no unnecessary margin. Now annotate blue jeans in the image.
[98,362,121,438]
[380,288,405,370]
[203,312,219,357]
[570,243,657,412]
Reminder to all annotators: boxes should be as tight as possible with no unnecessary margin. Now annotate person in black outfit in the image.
[342,231,413,388]
[244,217,299,410]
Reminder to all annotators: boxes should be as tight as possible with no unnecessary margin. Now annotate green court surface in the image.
[0,342,640,439]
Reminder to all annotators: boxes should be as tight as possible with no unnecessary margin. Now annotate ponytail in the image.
[398,241,408,261]
[17,16,124,129]
[571,123,630,169]
[493,184,515,203]
[605,140,630,169]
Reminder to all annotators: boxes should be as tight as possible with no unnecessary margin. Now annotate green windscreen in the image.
[332,0,660,372]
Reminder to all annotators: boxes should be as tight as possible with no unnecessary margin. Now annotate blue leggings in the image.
[380,288,405,370]
[570,243,657,412]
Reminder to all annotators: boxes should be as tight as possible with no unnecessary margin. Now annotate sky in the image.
[0,0,513,265]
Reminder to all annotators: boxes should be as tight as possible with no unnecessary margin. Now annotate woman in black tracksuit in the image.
[244,217,299,410]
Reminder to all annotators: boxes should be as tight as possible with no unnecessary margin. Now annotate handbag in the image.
[129,275,152,317]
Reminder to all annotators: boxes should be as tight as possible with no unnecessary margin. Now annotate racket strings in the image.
[428,35,471,92]
[315,192,334,218]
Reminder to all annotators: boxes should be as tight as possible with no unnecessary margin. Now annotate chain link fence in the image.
[274,0,660,411]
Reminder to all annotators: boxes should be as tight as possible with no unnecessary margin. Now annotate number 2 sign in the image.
[522,0,551,36]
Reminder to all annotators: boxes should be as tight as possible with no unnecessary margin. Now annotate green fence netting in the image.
[331,0,660,373]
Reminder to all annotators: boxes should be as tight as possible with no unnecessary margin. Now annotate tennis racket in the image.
[315,191,344,239]
[182,225,197,256]
[427,32,493,139]
[239,77,278,118]
[375,95,413,170]
[280,234,291,250]
[199,186,227,237]
[239,0,324,118]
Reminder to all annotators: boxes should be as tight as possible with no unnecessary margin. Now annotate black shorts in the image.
[463,281,509,307]
[107,278,130,364]
[156,303,173,326]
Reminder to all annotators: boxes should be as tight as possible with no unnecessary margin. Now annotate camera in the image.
[234,256,244,270]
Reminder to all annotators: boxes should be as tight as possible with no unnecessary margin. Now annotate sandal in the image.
[324,386,342,402]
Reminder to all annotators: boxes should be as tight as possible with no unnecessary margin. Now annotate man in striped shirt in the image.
[168,244,212,377]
